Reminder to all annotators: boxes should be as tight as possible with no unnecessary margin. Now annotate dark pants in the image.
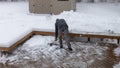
[55,19,72,51]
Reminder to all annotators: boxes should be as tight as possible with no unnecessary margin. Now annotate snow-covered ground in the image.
[0,2,120,47]
[0,1,120,68]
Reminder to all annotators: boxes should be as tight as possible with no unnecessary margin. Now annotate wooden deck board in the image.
[7,31,34,52]
[0,47,8,51]
[0,30,120,53]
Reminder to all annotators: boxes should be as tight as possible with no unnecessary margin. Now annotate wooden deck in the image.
[0,30,120,54]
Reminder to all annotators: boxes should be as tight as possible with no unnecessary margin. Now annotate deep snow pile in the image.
[0,35,108,68]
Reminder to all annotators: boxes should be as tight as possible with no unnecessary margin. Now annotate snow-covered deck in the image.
[0,30,120,52]
[0,2,120,52]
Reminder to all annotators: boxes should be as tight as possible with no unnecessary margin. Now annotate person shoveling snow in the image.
[50,19,73,51]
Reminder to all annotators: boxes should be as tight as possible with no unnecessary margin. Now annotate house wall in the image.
[29,0,51,14]
[29,0,76,14]
[51,0,76,14]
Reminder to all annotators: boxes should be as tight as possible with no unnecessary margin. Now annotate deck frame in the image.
[0,30,120,54]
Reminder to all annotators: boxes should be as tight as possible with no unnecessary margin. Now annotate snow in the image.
[0,25,31,47]
[114,62,120,68]
[113,46,120,68]
[0,2,120,67]
[0,2,120,48]
[114,47,120,56]
[0,35,108,68]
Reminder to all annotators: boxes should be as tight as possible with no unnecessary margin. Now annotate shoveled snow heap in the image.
[0,2,120,47]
